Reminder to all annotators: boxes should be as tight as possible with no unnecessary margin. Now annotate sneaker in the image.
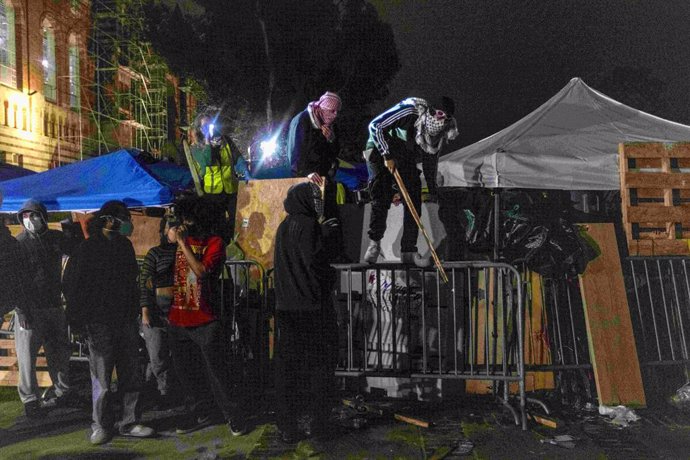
[401,251,431,267]
[227,419,247,437]
[90,427,112,445]
[119,424,155,438]
[176,415,211,434]
[364,240,381,264]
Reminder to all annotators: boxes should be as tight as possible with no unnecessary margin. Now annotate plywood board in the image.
[579,223,646,407]
[234,178,306,271]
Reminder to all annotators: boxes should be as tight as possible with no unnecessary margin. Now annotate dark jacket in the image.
[274,183,335,311]
[16,200,73,315]
[366,100,439,192]
[0,227,30,317]
[287,109,340,179]
[63,232,139,327]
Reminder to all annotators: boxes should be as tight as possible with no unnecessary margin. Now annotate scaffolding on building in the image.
[83,0,169,157]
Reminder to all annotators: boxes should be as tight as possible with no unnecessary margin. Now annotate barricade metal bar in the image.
[376,266,383,371]
[436,271,443,375]
[565,277,580,365]
[629,259,647,344]
[670,262,689,360]
[657,260,676,360]
[452,268,459,375]
[551,280,565,365]
[332,261,527,430]
[391,268,397,372]
[644,260,663,361]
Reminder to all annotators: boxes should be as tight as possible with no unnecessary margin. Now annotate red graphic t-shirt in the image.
[168,235,225,327]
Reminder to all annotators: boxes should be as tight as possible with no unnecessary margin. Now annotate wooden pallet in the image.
[0,316,53,387]
[620,142,690,256]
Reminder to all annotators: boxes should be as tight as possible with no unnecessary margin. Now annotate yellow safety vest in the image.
[202,143,238,195]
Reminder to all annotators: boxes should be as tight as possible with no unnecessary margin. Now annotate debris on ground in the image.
[539,434,577,449]
[527,412,561,429]
[598,404,641,427]
[670,382,690,406]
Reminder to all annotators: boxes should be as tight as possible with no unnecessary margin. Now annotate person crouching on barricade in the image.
[63,200,155,445]
[363,96,458,266]
[273,182,339,443]
[167,195,247,437]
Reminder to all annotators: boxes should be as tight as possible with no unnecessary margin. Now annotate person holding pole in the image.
[363,97,458,267]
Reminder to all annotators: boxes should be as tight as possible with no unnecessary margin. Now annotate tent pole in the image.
[493,189,500,262]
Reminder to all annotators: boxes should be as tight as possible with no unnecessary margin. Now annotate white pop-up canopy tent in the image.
[438,77,690,190]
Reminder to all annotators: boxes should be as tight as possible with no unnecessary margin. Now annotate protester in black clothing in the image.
[63,200,155,445]
[14,199,75,417]
[273,182,339,443]
[286,91,342,220]
[0,210,29,319]
[139,214,178,408]
[363,97,458,266]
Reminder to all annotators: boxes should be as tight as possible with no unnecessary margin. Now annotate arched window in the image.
[42,21,56,101]
[0,0,16,87]
[68,34,80,109]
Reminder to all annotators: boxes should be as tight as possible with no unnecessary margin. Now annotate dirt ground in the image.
[3,376,690,460]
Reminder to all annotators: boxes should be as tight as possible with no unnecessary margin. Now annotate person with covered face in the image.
[63,200,155,445]
[14,199,76,417]
[167,195,247,437]
[273,182,339,443]
[363,96,458,266]
[286,91,342,221]
[139,214,179,409]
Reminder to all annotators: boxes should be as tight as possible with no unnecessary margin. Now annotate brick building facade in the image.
[0,0,196,173]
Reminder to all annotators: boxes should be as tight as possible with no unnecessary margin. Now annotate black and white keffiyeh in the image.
[402,97,459,155]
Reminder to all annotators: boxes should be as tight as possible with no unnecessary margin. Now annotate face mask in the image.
[22,217,35,233]
[118,220,134,237]
[22,214,46,234]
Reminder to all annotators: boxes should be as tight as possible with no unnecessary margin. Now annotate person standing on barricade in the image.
[63,200,155,445]
[286,91,342,222]
[13,199,77,417]
[273,182,339,443]
[167,195,247,437]
[363,96,458,266]
[139,213,179,409]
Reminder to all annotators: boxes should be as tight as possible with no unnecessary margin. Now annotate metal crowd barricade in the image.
[221,260,271,390]
[627,257,690,371]
[333,261,527,430]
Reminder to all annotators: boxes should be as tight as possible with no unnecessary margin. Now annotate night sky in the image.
[370,0,690,150]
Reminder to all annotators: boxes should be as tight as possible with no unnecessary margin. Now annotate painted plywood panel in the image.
[234,178,307,271]
[579,223,646,407]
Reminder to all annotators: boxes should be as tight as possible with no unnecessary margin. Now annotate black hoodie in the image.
[274,182,335,311]
[15,199,73,318]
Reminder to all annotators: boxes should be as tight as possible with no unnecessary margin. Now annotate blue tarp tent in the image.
[0,163,35,182]
[0,149,192,212]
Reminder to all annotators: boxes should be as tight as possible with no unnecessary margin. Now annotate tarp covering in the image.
[439,78,690,190]
[0,149,190,212]
[0,163,35,182]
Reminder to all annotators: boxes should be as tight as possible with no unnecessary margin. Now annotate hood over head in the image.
[18,198,48,222]
[283,182,319,218]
